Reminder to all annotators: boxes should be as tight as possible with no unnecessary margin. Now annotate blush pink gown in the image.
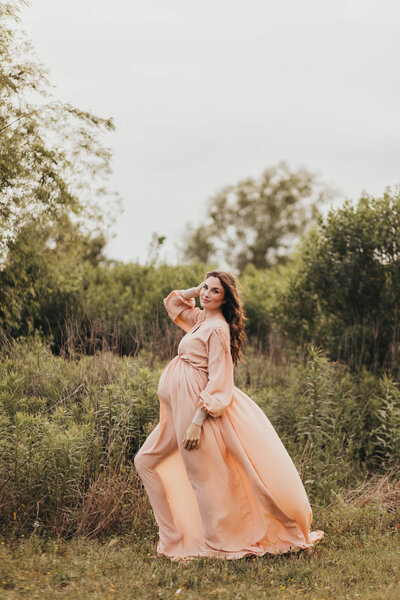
[134,290,324,561]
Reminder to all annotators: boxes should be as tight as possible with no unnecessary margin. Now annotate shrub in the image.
[281,190,400,373]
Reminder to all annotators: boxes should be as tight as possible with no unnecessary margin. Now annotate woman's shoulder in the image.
[202,319,231,355]
[201,316,230,337]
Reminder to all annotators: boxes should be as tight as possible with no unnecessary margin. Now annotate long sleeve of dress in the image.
[191,407,208,426]
[198,327,234,418]
[163,290,201,333]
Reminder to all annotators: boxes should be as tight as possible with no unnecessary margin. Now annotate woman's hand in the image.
[180,282,204,301]
[182,423,201,450]
[194,282,204,297]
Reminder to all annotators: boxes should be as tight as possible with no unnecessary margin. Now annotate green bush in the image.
[236,346,400,503]
[0,223,209,357]
[0,338,160,536]
[281,190,400,373]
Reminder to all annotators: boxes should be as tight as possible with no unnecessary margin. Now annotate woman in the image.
[134,270,324,561]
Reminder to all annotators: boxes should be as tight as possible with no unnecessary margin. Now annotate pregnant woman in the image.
[134,270,324,561]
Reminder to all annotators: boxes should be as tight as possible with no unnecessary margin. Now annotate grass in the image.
[0,340,399,598]
[0,480,399,600]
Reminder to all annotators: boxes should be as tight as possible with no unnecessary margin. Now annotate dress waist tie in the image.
[178,354,208,374]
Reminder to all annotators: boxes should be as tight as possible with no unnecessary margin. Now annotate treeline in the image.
[2,3,400,375]
[2,191,400,376]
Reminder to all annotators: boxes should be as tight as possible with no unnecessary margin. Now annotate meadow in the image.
[0,338,399,599]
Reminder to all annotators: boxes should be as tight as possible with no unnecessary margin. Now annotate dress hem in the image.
[156,530,325,562]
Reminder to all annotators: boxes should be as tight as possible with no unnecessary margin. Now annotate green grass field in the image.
[1,485,399,600]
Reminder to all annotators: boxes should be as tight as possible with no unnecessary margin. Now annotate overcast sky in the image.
[20,0,400,264]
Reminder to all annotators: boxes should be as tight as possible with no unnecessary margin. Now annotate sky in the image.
[19,0,400,265]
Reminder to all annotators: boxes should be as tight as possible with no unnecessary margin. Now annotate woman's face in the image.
[199,276,225,311]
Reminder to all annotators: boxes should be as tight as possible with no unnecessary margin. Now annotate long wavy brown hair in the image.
[204,270,247,365]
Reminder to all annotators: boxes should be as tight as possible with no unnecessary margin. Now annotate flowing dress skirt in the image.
[134,354,324,561]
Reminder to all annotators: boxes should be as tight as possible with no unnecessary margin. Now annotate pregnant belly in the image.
[157,364,171,403]
[157,355,207,407]
[157,356,182,404]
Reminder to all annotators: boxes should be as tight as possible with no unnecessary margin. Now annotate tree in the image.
[281,188,400,373]
[179,161,333,273]
[0,212,107,341]
[0,0,117,261]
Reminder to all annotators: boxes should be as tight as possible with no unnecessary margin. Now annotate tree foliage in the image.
[282,189,400,372]
[180,162,333,273]
[0,214,106,340]
[0,0,116,260]
[0,215,208,356]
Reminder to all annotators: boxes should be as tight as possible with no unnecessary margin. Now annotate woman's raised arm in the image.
[163,285,203,333]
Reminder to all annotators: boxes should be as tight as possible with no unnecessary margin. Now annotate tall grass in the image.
[0,338,398,539]
[235,346,400,502]
[0,337,160,537]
